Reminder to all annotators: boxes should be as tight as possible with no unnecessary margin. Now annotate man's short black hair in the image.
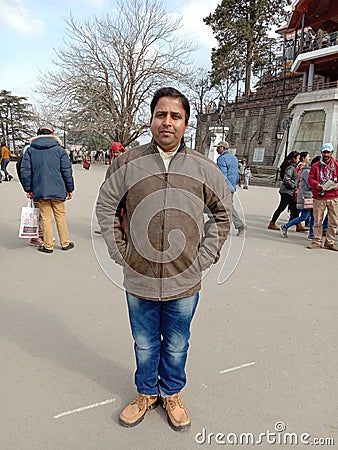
[150,87,190,124]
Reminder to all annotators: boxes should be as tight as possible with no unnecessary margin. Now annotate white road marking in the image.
[54,398,116,419]
[220,361,256,374]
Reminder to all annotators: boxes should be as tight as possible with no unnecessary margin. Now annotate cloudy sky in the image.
[0,0,219,102]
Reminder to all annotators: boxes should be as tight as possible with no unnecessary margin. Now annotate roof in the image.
[287,0,338,33]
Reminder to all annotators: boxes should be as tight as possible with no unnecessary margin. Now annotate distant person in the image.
[109,142,125,164]
[237,158,246,187]
[21,124,75,254]
[243,165,251,189]
[216,141,246,236]
[83,151,91,170]
[0,142,16,182]
[304,28,315,51]
[268,151,300,230]
[316,28,324,49]
[94,142,125,235]
[307,143,338,250]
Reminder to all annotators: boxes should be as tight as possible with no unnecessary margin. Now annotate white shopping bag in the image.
[18,200,39,238]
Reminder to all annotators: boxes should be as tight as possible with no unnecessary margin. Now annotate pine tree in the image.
[0,90,35,151]
[204,0,291,98]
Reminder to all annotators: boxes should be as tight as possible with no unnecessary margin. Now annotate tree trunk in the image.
[245,40,254,99]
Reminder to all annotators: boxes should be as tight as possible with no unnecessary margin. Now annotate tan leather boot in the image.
[307,241,322,249]
[161,393,191,431]
[268,221,279,230]
[324,241,338,251]
[296,223,309,232]
[119,393,159,427]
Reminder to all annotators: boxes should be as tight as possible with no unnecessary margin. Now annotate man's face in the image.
[150,96,188,152]
[216,146,225,154]
[322,150,333,163]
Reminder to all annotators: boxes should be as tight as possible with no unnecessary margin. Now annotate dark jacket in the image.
[21,135,74,202]
[279,163,298,196]
[96,140,232,301]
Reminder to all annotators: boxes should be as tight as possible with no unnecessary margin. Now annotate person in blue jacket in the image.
[216,141,246,236]
[21,124,75,254]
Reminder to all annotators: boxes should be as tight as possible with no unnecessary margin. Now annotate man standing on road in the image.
[307,142,338,250]
[216,141,246,236]
[96,87,231,431]
[21,125,75,254]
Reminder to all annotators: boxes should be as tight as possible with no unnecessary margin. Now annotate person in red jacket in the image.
[94,142,125,235]
[109,142,125,164]
[307,143,338,250]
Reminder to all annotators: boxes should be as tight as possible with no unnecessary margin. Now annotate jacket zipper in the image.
[159,171,169,301]
[157,148,183,300]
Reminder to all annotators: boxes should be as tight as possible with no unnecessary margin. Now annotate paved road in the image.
[1,161,337,450]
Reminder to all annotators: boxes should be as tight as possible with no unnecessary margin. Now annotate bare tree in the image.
[36,0,196,147]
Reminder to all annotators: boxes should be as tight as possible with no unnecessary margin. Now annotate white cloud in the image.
[169,0,219,69]
[180,1,218,43]
[0,0,44,34]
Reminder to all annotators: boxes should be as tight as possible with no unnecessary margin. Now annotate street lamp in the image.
[277,117,292,159]
[276,130,284,141]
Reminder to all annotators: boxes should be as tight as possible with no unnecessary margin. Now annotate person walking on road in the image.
[0,142,16,182]
[307,143,338,250]
[280,160,313,238]
[268,151,300,230]
[21,124,75,254]
[216,141,246,236]
[96,87,231,431]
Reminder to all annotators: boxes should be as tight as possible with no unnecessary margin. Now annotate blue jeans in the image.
[285,209,311,229]
[1,158,10,179]
[309,213,328,237]
[126,292,199,397]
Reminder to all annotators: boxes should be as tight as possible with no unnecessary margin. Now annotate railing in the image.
[222,79,338,111]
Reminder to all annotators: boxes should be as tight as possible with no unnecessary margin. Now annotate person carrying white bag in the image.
[20,124,75,254]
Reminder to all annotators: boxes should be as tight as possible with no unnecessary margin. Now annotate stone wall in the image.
[195,103,290,167]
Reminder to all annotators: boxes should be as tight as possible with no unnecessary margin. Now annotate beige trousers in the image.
[34,201,44,238]
[39,200,70,249]
[313,197,338,245]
